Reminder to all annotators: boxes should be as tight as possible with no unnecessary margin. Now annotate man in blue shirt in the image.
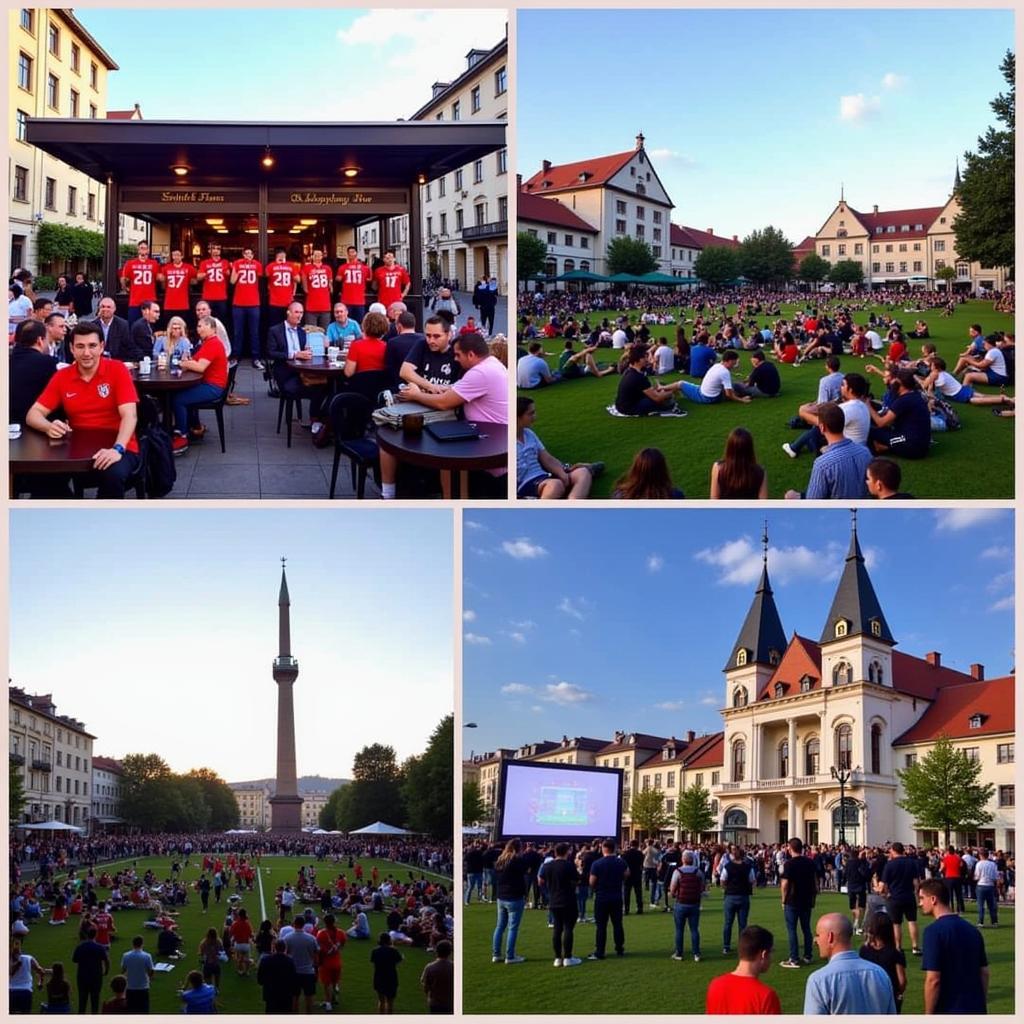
[803,912,896,1014]
[587,839,629,960]
[516,342,557,388]
[919,878,988,1013]
[785,403,871,500]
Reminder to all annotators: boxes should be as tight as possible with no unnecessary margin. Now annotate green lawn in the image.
[519,300,1014,498]
[463,888,1014,1014]
[17,855,451,1014]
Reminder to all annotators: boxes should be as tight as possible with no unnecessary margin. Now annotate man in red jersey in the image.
[119,240,159,326]
[372,249,410,309]
[301,248,334,330]
[336,245,371,325]
[231,245,265,369]
[158,248,197,329]
[171,315,230,454]
[266,249,299,327]
[706,925,781,1014]
[25,321,141,497]
[197,243,230,323]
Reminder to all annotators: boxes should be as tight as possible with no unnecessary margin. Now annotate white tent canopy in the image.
[462,826,489,835]
[349,821,413,835]
[15,821,85,832]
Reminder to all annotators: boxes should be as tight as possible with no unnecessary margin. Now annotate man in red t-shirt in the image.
[301,249,334,330]
[197,243,231,323]
[266,249,299,326]
[336,245,371,324]
[171,314,230,454]
[372,250,410,309]
[942,846,965,913]
[26,320,141,497]
[119,240,159,325]
[706,925,781,1014]
[230,246,265,369]
[158,249,198,326]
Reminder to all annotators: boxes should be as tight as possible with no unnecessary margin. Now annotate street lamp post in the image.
[830,764,859,846]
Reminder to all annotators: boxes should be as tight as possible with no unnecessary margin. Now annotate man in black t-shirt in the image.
[540,843,581,967]
[615,345,683,416]
[868,369,931,459]
[622,839,645,915]
[587,839,629,959]
[72,926,110,1014]
[521,844,543,909]
[399,315,461,391]
[578,842,601,923]
[779,837,817,968]
[881,842,924,954]
[659,844,682,911]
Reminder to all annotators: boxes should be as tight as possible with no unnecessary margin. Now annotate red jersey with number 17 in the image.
[199,258,230,301]
[302,262,333,312]
[374,264,410,308]
[267,261,299,307]
[120,258,159,306]
[338,261,371,306]
[231,258,263,307]
[161,262,197,310]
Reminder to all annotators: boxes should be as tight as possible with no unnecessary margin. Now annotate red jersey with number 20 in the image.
[302,263,333,312]
[374,265,410,308]
[161,262,196,310]
[267,261,298,307]
[231,259,263,307]
[338,261,371,306]
[199,258,230,301]
[120,258,159,306]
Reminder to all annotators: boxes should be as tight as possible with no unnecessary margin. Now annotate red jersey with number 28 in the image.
[120,258,159,306]
[161,262,196,310]
[231,258,263,307]
[199,258,230,301]
[267,261,298,307]
[374,265,410,308]
[302,263,333,312]
[338,261,371,306]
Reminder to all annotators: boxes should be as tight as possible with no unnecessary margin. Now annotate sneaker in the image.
[671,954,684,961]
[253,359,266,371]
[659,406,688,417]
[782,442,798,458]
[547,923,554,928]
[693,955,701,963]
[722,948,731,956]
[912,947,923,954]
[491,955,503,963]
[505,956,526,964]
[553,958,563,968]
[189,423,207,439]
[321,1002,332,1011]
[586,952,604,961]
[563,957,582,967]
[801,956,814,965]
[779,959,801,969]
[172,433,190,456]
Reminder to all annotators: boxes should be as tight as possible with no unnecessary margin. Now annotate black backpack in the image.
[137,396,176,498]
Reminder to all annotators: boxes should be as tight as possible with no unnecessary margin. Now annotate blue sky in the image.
[463,508,1014,756]
[518,9,1014,242]
[10,509,452,781]
[77,8,507,121]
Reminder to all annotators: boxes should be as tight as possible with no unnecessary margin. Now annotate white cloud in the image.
[509,619,537,631]
[655,700,685,712]
[558,596,586,621]
[544,681,594,705]
[649,148,697,166]
[986,571,1014,594]
[463,609,476,622]
[506,632,527,645]
[881,72,907,90]
[464,633,491,646]
[695,536,829,586]
[464,519,485,531]
[647,554,665,573]
[530,706,543,714]
[934,509,1007,531]
[990,595,1014,612]
[839,93,882,122]
[502,537,548,560]
[981,545,1011,560]
[700,696,719,707]
[501,683,532,695]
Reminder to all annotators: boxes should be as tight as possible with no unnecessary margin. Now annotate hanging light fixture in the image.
[340,165,360,179]
[261,146,275,169]
[170,163,190,177]
[417,172,427,185]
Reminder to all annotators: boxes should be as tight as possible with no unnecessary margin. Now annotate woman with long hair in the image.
[153,316,192,360]
[492,839,527,964]
[710,427,768,499]
[612,448,684,499]
[198,927,224,991]
[42,961,71,1013]
[53,276,73,312]
[858,911,906,1012]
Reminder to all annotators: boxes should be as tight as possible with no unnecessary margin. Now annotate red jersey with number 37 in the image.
[120,258,159,306]
[374,265,410,308]
[267,261,298,307]
[302,262,333,312]
[231,258,263,307]
[199,258,230,301]
[161,262,196,310]
[338,261,371,306]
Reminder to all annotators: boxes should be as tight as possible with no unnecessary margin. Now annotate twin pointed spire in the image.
[725,522,786,670]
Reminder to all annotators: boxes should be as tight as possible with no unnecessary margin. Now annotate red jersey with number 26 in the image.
[338,261,371,306]
[374,265,410,308]
[199,258,230,301]
[267,262,298,307]
[231,258,263,307]
[120,258,159,306]
[302,263,333,312]
[161,262,196,310]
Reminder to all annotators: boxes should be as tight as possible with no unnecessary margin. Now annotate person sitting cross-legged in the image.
[614,345,686,417]
[783,372,870,459]
[673,349,751,406]
[867,368,931,459]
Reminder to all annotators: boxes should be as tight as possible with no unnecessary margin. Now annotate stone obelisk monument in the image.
[269,558,303,831]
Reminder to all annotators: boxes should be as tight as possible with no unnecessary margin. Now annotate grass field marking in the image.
[256,858,267,921]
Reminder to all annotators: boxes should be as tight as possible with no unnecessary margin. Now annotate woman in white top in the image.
[8,284,32,335]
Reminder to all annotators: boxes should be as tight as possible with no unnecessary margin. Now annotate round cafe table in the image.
[375,421,507,499]
[129,365,203,431]
[285,355,349,388]
[9,427,119,497]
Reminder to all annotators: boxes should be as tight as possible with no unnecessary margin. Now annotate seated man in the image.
[517,341,557,388]
[920,356,1010,408]
[688,336,716,378]
[10,319,57,425]
[267,301,328,426]
[89,296,131,358]
[127,300,161,361]
[674,349,751,405]
[961,334,1009,389]
[385,311,424,390]
[614,344,685,417]
[651,337,675,375]
[867,368,931,459]
[732,349,780,398]
[785,403,872,500]
[951,322,988,375]
[400,315,462,393]
[25,320,141,498]
[558,341,616,380]
[865,457,914,500]
[326,302,362,350]
[783,372,870,458]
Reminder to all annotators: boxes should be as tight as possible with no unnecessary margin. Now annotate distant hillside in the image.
[228,776,349,795]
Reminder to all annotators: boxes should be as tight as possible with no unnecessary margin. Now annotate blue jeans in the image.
[792,425,825,455]
[673,903,701,957]
[977,885,998,924]
[172,381,225,435]
[465,873,483,904]
[232,305,261,360]
[784,904,813,961]
[492,897,525,959]
[576,883,589,919]
[722,894,750,951]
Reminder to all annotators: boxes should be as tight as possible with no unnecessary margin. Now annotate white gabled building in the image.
[517,186,599,285]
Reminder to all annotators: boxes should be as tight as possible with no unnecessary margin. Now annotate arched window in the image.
[835,724,853,770]
[832,798,859,827]
[833,661,853,686]
[835,620,848,638]
[871,724,882,774]
[563,259,575,273]
[769,649,781,666]
[732,687,748,709]
[732,741,746,782]
[724,808,747,827]
[778,740,789,778]
[544,259,557,279]
[869,660,883,685]
[736,649,748,667]
[805,737,820,775]
[870,619,882,637]
[580,260,591,272]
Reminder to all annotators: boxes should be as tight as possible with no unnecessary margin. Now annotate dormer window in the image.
[969,714,983,729]
[870,619,882,637]
[800,676,812,693]
[774,683,785,698]
[769,649,781,666]
[663,749,671,760]
[736,649,748,667]
[837,228,847,237]
[835,620,848,638]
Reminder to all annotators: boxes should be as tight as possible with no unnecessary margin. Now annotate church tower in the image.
[269,559,303,831]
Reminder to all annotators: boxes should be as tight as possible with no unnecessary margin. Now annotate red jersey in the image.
[345,338,386,372]
[316,926,346,967]
[194,337,228,389]
[942,852,963,879]
[120,258,159,306]
[231,258,263,307]
[337,261,371,306]
[161,262,197,311]
[302,262,333,312]
[229,918,254,944]
[267,261,299,307]
[705,973,781,1015]
[374,264,410,308]
[92,911,114,945]
[199,258,230,301]
[37,359,139,453]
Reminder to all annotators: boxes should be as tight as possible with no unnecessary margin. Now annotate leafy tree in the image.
[935,265,957,291]
[896,735,995,847]
[739,226,794,285]
[463,781,484,825]
[35,223,104,265]
[629,788,668,839]
[517,231,548,283]
[173,775,211,831]
[798,253,831,288]
[186,768,239,831]
[693,246,739,289]
[319,786,347,830]
[675,784,716,841]
[606,236,657,276]
[955,51,1014,273]
[402,715,453,839]
[827,260,864,287]
[335,743,406,831]
[353,744,401,782]
[10,758,26,824]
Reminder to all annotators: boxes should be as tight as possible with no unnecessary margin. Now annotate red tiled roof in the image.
[848,206,944,241]
[106,110,136,120]
[893,676,1014,744]
[517,190,599,233]
[598,732,668,755]
[671,224,740,250]
[522,150,635,194]
[757,635,822,700]
[92,756,123,773]
[793,235,817,256]
[682,732,724,770]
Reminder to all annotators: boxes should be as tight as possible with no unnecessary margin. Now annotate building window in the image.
[835,724,853,770]
[732,687,748,709]
[470,85,481,113]
[653,228,661,242]
[870,724,882,773]
[799,676,812,693]
[736,649,747,667]
[854,243,863,255]
[496,149,507,175]
[70,88,79,117]
[805,737,820,776]
[885,244,893,253]
[546,231,556,245]
[87,193,96,219]
[616,200,626,215]
[455,208,464,231]
[424,181,431,201]
[778,740,789,777]
[474,204,486,226]
[44,177,56,210]
[580,237,588,249]
[642,775,651,791]
[636,206,645,220]
[89,103,97,119]
[67,185,77,215]
[580,259,590,270]
[997,743,1014,764]
[935,259,946,270]
[666,771,675,788]
[48,22,60,55]
[832,661,852,685]
[774,683,784,698]
[913,261,922,273]
[498,196,507,222]
[711,770,720,786]
[998,785,1015,807]
[71,42,80,72]
[969,714,982,729]
[454,169,463,191]
[438,176,446,197]
[18,52,33,91]
[426,216,432,237]
[47,73,60,110]
[439,212,447,234]
[868,660,883,685]
[494,66,507,95]
[872,263,881,273]
[822,245,831,256]
[654,773,662,789]
[961,746,980,762]
[20,8,34,32]
[13,166,29,203]
[732,741,746,782]
[564,234,573,247]
[838,244,846,256]
[885,262,895,274]
[653,210,662,224]
[934,240,945,252]
[615,220,626,235]
[666,798,675,813]
[899,243,907,253]
[451,100,461,121]
[899,262,908,273]
[15,109,29,142]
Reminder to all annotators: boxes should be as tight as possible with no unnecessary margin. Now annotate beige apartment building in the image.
[231,783,271,829]
[90,756,124,833]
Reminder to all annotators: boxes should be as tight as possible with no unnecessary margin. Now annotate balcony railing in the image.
[462,220,507,242]
[10,753,25,766]
[31,758,52,771]
[716,771,863,793]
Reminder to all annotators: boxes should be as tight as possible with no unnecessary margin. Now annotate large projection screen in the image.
[496,761,623,841]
